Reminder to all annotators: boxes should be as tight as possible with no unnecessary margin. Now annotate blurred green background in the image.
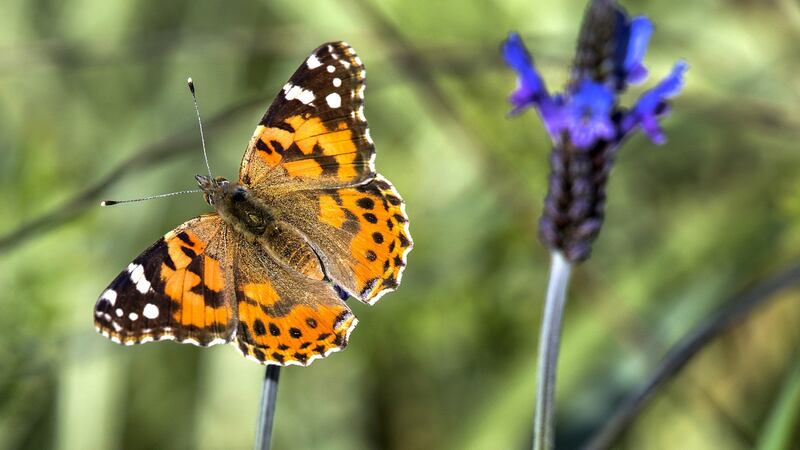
[2,0,800,449]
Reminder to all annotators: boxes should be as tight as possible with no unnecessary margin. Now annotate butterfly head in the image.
[196,175,238,206]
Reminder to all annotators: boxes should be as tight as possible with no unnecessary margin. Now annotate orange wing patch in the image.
[318,193,347,228]
[231,242,357,366]
[160,229,231,330]
[316,175,413,304]
[245,114,369,185]
[246,124,294,168]
[241,282,280,307]
[237,295,356,366]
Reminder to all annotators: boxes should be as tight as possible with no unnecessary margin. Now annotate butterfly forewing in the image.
[94,214,236,346]
[240,41,375,191]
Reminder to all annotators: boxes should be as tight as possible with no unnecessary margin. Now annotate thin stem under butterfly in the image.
[533,252,572,450]
[254,365,281,450]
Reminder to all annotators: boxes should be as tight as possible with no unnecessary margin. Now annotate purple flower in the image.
[622,60,688,144]
[502,4,686,150]
[622,17,653,85]
[564,81,616,148]
[502,32,550,114]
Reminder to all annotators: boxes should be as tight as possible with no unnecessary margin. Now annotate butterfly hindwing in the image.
[94,214,236,346]
[240,41,375,190]
[273,175,412,305]
[232,240,357,366]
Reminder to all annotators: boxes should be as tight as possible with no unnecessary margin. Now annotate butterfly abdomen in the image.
[260,223,325,280]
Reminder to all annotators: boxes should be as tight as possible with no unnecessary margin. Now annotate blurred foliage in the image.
[1,0,799,449]
[613,287,800,450]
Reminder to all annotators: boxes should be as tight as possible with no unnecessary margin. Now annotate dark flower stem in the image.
[533,251,573,450]
[254,365,281,450]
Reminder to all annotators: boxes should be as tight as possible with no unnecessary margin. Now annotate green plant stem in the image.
[533,251,573,450]
[755,357,800,450]
[254,365,280,450]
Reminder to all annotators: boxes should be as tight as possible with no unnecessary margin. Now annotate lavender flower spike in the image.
[505,4,688,450]
[503,0,687,261]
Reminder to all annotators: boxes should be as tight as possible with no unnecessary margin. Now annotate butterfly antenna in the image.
[188,77,213,178]
[101,189,202,207]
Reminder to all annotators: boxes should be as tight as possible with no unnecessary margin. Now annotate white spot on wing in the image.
[326,92,342,108]
[101,289,117,306]
[115,308,123,317]
[143,303,160,319]
[327,65,335,73]
[333,77,342,87]
[136,278,150,294]
[129,312,138,321]
[306,54,322,69]
[128,263,151,293]
[285,84,315,105]
[297,89,315,105]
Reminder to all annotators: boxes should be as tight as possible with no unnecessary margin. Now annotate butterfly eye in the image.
[231,187,246,202]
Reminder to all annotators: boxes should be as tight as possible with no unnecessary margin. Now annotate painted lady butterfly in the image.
[94,42,412,366]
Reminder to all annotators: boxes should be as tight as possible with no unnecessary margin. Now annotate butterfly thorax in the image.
[196,175,324,280]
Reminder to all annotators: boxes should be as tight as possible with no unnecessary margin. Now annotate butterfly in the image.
[94,42,412,366]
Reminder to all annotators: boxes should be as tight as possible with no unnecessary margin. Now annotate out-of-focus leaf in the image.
[755,358,800,450]
[593,287,800,450]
